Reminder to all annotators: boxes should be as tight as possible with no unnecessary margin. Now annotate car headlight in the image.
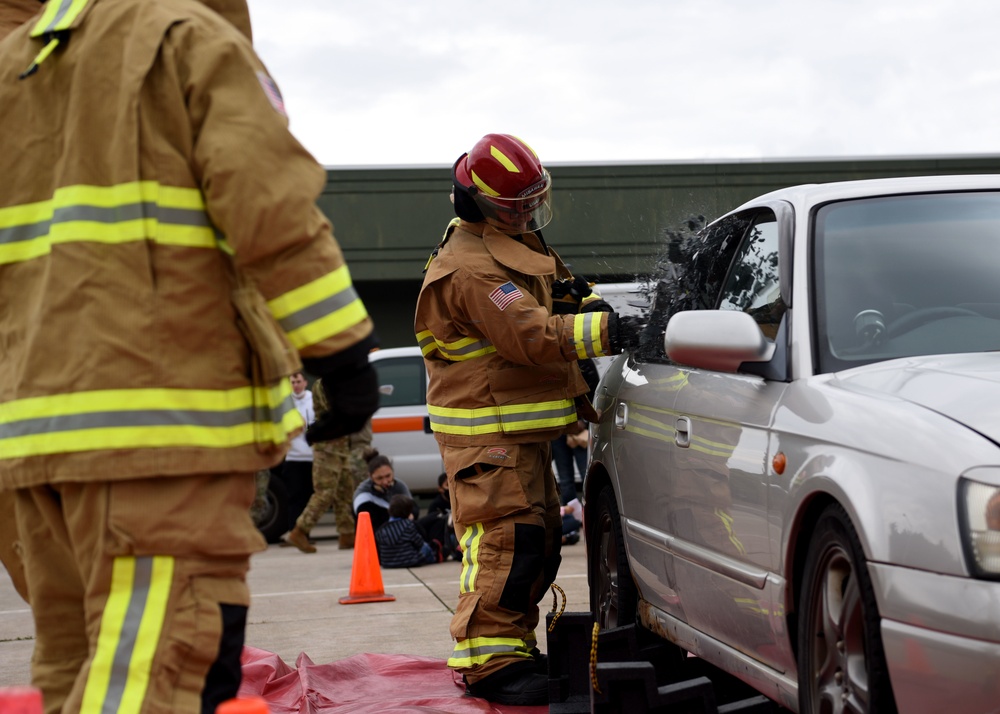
[960,478,1000,577]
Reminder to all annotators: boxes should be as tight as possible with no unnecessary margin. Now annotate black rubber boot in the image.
[528,647,549,674]
[465,659,549,706]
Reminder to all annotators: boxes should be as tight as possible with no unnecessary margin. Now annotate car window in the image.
[815,191,1000,373]
[638,215,749,365]
[717,212,784,339]
[372,356,426,407]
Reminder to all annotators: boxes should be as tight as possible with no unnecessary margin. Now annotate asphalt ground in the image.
[0,515,592,690]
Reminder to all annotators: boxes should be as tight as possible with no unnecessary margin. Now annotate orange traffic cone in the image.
[216,696,269,714]
[338,511,395,604]
[0,686,44,713]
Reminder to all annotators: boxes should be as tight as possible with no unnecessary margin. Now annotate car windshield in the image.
[814,191,1000,373]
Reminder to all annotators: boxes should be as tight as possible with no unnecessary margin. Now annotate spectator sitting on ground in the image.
[353,452,417,531]
[375,495,438,568]
[561,497,584,546]
[417,473,460,561]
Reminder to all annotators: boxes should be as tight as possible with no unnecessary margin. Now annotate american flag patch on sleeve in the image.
[488,281,524,311]
[256,71,287,117]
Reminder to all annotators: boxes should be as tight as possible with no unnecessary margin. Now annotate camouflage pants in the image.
[296,438,368,537]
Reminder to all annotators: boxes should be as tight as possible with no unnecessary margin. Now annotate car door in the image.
[666,208,790,668]
[611,214,750,624]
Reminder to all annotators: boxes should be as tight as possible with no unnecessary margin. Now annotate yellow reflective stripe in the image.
[626,410,676,444]
[448,636,532,668]
[469,169,500,197]
[416,330,436,357]
[0,182,215,266]
[427,399,577,435]
[458,523,484,594]
[31,0,90,35]
[490,145,519,173]
[81,556,174,714]
[0,383,300,459]
[715,508,746,555]
[266,266,369,350]
[690,435,737,458]
[573,313,607,359]
[415,331,496,362]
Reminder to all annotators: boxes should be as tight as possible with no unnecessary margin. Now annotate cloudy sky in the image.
[245,0,1000,168]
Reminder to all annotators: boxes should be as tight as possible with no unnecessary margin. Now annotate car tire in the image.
[796,504,897,714]
[589,484,638,629]
[254,472,290,544]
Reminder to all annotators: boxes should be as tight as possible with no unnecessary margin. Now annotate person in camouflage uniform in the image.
[285,377,374,552]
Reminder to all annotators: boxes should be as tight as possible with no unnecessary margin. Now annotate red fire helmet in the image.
[453,134,553,234]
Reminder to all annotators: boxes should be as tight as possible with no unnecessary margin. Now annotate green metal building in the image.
[318,155,1000,347]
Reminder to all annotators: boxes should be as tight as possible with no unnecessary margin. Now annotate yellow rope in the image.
[590,622,602,694]
[547,582,567,632]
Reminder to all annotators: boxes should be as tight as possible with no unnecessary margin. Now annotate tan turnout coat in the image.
[414,220,612,448]
[0,0,374,487]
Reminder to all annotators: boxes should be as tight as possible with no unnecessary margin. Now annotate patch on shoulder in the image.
[256,71,287,117]
[488,281,523,311]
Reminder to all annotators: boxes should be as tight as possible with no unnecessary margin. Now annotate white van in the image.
[368,346,442,494]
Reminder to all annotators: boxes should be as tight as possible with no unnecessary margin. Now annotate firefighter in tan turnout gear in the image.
[0,1,378,712]
[414,133,642,706]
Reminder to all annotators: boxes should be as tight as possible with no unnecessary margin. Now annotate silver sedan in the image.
[586,174,1000,714]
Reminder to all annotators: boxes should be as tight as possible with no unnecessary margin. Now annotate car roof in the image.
[731,173,1000,214]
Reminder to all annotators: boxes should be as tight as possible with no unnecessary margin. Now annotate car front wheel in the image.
[589,484,638,629]
[797,504,897,714]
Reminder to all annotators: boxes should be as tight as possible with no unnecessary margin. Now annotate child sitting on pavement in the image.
[416,473,460,561]
[375,494,439,568]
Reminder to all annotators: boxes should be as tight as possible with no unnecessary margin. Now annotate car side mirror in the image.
[664,310,775,373]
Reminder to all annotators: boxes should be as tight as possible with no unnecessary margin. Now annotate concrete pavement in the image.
[0,518,592,688]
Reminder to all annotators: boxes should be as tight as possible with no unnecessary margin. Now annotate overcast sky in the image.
[245,0,1000,169]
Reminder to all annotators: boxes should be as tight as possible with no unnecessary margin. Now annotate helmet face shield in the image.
[453,133,554,235]
[476,170,553,234]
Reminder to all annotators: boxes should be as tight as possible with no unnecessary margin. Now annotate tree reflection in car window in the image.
[717,213,784,340]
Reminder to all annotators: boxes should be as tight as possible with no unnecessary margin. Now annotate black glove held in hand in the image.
[608,312,645,354]
[305,362,380,444]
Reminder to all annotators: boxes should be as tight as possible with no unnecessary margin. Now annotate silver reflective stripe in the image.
[103,557,154,713]
[276,285,361,333]
[42,0,75,32]
[0,203,210,246]
[0,399,294,440]
[417,333,435,352]
[436,339,494,360]
[461,523,481,592]
[580,312,600,358]
[429,413,501,430]
[428,401,577,433]
[453,641,529,659]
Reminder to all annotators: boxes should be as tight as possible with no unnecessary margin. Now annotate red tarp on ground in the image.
[238,646,548,714]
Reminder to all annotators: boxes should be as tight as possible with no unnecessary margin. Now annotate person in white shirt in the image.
[281,372,315,535]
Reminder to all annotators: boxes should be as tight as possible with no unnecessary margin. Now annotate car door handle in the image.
[675,416,691,448]
[615,402,628,430]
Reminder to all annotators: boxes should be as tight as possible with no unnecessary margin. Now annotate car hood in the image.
[832,353,1000,443]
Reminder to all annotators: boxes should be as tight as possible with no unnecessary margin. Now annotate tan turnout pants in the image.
[444,441,562,684]
[15,472,265,714]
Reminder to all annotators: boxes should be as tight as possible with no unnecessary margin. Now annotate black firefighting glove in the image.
[551,275,593,314]
[608,312,645,354]
[305,360,380,444]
